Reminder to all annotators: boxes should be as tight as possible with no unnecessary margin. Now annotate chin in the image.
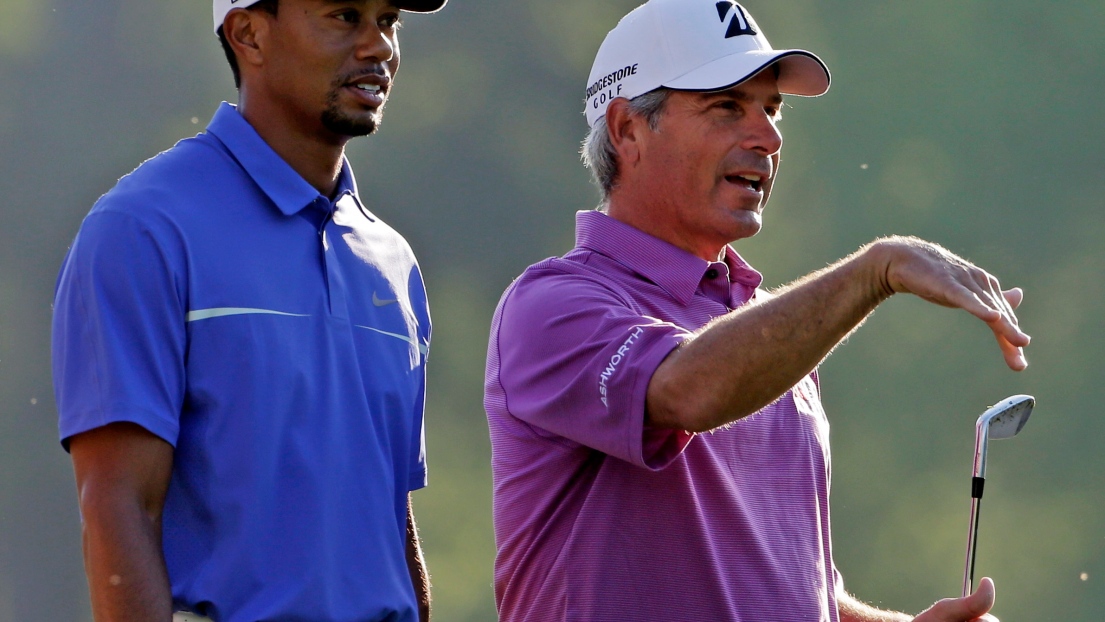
[729,226,761,243]
[321,108,381,137]
[726,211,762,241]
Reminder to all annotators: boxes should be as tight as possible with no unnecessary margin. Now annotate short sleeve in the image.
[52,208,187,448]
[491,269,694,470]
[406,262,431,491]
[407,359,429,491]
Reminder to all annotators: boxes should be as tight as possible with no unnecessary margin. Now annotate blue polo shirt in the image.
[53,103,430,622]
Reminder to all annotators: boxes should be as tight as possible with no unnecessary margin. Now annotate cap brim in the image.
[395,0,448,13]
[665,49,830,97]
[216,0,447,33]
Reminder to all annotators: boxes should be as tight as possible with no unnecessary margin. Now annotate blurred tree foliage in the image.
[1,0,1102,619]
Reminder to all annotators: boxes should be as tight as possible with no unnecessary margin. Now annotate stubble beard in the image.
[320,88,383,137]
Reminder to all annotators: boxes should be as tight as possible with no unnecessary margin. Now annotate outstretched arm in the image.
[69,422,174,622]
[838,577,998,622]
[647,236,1029,432]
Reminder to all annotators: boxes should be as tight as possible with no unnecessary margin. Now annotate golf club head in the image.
[980,394,1035,440]
[972,394,1035,480]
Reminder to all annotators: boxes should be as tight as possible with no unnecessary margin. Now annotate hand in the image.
[873,237,1031,371]
[912,577,998,622]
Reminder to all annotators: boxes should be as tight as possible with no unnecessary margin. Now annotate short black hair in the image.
[217,0,280,89]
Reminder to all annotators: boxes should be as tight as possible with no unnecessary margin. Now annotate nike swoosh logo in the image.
[372,292,399,307]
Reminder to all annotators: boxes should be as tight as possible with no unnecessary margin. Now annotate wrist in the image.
[856,239,897,303]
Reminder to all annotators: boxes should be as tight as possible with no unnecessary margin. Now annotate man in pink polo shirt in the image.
[484,1,1028,620]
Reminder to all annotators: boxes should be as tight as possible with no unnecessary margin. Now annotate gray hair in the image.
[581,88,672,201]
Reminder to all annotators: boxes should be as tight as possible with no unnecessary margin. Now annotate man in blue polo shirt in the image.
[52,1,446,620]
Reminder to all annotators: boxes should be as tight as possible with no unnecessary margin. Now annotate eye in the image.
[379,12,402,30]
[334,9,360,23]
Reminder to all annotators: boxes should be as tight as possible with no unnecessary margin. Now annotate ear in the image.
[224,8,269,72]
[605,97,650,174]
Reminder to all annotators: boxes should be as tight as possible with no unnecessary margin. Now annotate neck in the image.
[237,90,348,198]
[605,192,726,263]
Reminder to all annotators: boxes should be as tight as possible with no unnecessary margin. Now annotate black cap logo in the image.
[715,1,757,38]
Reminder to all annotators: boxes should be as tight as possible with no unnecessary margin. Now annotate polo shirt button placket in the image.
[317,197,349,319]
[700,265,731,310]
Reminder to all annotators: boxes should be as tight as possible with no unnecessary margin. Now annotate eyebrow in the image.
[317,0,376,6]
[706,88,783,105]
[316,0,404,11]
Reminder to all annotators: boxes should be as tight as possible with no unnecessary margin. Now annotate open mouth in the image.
[344,81,388,107]
[341,70,391,107]
[725,173,764,192]
[353,83,382,96]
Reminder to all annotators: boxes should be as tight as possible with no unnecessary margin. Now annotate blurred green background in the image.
[1,0,1102,619]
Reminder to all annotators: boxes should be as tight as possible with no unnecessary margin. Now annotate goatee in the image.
[321,98,381,137]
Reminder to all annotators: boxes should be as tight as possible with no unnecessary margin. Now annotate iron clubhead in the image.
[972,394,1034,479]
[980,394,1034,440]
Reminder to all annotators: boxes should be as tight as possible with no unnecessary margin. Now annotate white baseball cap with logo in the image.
[213,0,449,34]
[584,0,830,128]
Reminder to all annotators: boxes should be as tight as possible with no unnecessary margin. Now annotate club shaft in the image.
[963,495,982,597]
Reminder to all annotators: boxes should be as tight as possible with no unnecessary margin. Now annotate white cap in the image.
[214,0,261,33]
[213,0,449,34]
[584,0,830,127]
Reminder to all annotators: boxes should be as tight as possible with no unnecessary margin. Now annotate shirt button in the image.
[705,269,719,280]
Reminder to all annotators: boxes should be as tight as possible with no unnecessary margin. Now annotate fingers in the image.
[952,280,1030,364]
[972,577,997,618]
[913,577,996,622]
[994,331,1028,371]
[984,275,1015,326]
[875,238,1030,370]
[967,272,1018,330]
[951,269,1030,371]
[984,285,1030,371]
[956,285,1003,324]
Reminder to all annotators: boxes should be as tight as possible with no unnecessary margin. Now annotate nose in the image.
[740,110,783,157]
[356,22,397,64]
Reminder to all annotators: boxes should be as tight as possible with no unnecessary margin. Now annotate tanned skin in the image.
[70,2,432,620]
[601,70,1022,621]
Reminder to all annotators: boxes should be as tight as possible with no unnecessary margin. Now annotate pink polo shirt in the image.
[485,210,842,621]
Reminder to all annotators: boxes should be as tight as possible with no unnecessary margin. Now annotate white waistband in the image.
[173,613,214,622]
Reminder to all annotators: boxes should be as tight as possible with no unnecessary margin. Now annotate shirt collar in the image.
[205,102,357,216]
[575,210,763,305]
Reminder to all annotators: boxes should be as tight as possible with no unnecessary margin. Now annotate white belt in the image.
[173,613,214,622]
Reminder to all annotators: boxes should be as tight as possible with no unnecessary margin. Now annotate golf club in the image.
[962,394,1035,598]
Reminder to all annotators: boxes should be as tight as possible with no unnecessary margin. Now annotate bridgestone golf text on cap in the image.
[585,64,639,100]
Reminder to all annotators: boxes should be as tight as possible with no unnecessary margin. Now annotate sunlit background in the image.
[1,1,1103,619]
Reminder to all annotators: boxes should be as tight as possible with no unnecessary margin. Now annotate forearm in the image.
[81,493,172,621]
[647,241,890,431]
[405,497,431,622]
[70,423,175,622]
